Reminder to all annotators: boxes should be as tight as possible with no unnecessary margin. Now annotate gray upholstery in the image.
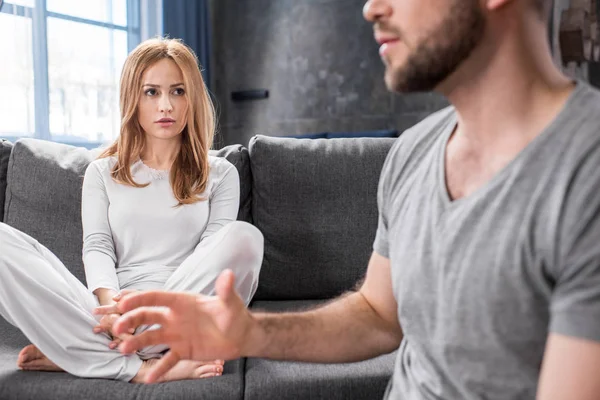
[1,137,397,399]
[3,139,252,285]
[209,144,253,223]
[249,135,396,300]
[0,316,245,400]
[3,139,101,284]
[0,139,13,222]
[245,300,395,400]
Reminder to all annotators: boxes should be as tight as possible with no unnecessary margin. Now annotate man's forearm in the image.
[94,288,119,307]
[244,291,403,363]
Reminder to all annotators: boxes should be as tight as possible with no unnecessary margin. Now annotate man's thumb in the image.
[215,269,236,303]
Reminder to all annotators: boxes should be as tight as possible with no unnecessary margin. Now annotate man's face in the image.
[364,0,486,92]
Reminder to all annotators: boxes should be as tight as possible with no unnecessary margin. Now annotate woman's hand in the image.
[93,289,136,348]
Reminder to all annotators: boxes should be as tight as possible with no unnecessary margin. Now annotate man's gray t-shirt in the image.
[375,82,600,399]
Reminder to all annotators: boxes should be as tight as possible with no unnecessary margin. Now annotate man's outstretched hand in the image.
[93,269,258,383]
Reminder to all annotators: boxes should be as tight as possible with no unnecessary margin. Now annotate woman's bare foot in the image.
[17,344,64,372]
[132,359,224,383]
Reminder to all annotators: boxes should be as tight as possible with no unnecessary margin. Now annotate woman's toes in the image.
[194,364,223,378]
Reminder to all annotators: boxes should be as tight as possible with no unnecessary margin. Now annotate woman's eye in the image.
[173,88,185,96]
[144,88,157,96]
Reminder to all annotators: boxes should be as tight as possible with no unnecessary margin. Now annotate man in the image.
[97,0,600,398]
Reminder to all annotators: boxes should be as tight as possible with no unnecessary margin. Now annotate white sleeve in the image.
[197,163,240,245]
[81,162,120,293]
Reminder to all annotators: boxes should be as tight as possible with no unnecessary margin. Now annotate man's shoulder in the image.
[555,82,600,165]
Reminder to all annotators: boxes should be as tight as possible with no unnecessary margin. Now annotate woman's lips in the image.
[156,119,175,128]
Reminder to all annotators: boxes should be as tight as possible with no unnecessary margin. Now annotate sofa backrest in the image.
[3,139,252,285]
[0,140,12,223]
[249,135,396,300]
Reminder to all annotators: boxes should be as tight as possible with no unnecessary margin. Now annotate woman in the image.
[0,38,263,383]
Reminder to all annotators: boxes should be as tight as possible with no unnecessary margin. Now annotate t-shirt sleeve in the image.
[81,161,120,294]
[549,150,600,342]
[197,162,240,245]
[373,141,399,259]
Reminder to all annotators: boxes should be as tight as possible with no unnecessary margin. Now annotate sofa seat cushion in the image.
[3,139,252,284]
[249,135,396,300]
[0,318,245,400]
[245,300,396,400]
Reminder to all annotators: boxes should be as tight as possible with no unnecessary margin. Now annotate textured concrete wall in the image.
[210,0,448,147]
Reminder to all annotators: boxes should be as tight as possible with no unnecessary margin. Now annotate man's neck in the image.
[440,19,574,149]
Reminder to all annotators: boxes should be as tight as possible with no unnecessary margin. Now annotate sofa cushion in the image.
[249,135,396,300]
[0,316,245,400]
[3,139,252,285]
[325,129,398,139]
[245,300,396,400]
[4,140,101,284]
[283,132,328,139]
[0,140,13,222]
[209,144,252,223]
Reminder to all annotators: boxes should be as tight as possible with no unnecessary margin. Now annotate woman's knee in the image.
[0,222,16,241]
[226,221,264,267]
[0,223,35,246]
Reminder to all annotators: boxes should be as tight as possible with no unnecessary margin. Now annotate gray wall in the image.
[210,0,448,148]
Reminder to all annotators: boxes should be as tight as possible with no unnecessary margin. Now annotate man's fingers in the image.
[146,351,180,384]
[113,307,168,336]
[113,289,137,302]
[116,291,182,314]
[215,269,236,303]
[115,332,133,342]
[118,328,169,355]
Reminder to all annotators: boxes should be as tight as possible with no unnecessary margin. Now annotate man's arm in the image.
[247,251,403,362]
[537,333,600,400]
[101,251,402,382]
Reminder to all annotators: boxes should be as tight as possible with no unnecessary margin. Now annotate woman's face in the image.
[137,58,188,141]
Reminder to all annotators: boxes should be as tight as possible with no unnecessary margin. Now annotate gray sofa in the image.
[0,135,396,400]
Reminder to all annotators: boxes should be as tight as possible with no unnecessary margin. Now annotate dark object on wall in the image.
[560,8,592,62]
[0,0,3,11]
[163,0,212,87]
[231,90,269,102]
[558,0,600,63]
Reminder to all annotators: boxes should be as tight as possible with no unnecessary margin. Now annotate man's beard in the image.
[388,0,486,93]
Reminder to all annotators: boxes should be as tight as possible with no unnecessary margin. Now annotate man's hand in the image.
[94,269,256,383]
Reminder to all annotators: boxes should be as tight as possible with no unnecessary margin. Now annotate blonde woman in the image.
[0,38,263,383]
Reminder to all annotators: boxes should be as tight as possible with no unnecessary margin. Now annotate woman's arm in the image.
[94,288,119,306]
[81,161,121,299]
[196,161,240,245]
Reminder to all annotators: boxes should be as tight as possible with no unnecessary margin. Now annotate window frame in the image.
[1,0,141,148]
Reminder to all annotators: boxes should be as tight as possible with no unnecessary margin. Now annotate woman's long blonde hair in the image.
[99,37,215,205]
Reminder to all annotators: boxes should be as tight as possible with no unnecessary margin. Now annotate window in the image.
[1,0,149,149]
